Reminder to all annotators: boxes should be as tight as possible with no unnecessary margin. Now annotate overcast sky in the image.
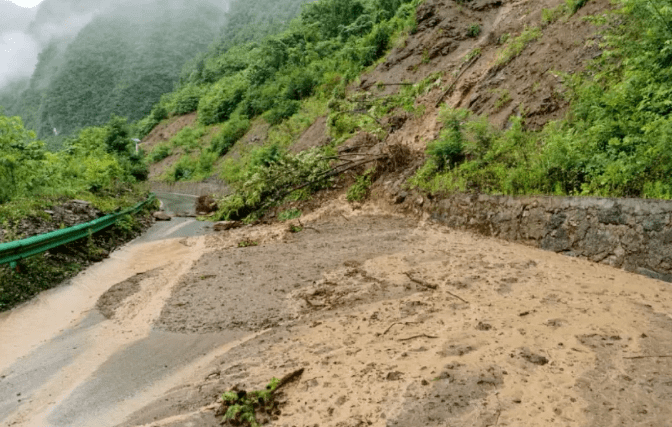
[9,0,43,8]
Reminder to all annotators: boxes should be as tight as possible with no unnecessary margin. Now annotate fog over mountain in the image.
[0,0,229,138]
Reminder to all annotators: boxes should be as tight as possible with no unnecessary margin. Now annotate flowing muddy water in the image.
[0,195,218,427]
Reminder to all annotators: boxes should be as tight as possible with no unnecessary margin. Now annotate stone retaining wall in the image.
[430,194,672,283]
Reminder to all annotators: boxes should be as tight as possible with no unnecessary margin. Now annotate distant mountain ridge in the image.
[0,0,228,140]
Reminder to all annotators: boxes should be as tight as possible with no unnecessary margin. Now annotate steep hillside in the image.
[142,0,672,221]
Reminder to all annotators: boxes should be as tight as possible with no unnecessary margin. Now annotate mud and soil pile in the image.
[117,202,672,427]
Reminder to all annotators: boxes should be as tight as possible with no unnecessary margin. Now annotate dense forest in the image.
[0,0,227,141]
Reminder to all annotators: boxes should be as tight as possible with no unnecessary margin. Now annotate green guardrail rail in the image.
[0,194,156,267]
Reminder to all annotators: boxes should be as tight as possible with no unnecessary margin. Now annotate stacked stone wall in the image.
[430,194,672,282]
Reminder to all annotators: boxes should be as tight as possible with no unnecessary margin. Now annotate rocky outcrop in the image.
[430,194,672,282]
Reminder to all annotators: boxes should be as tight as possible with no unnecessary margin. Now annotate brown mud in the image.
[117,199,672,427]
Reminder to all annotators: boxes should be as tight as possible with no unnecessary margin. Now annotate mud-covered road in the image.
[0,194,215,427]
[1,199,672,427]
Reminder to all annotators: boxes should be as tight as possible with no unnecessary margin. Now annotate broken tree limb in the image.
[404,272,438,290]
[273,368,305,394]
[380,321,419,336]
[382,322,403,336]
[624,355,672,360]
[442,279,471,304]
[399,334,439,342]
[435,54,481,107]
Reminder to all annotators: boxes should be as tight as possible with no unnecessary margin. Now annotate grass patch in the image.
[278,208,302,221]
[496,26,542,65]
[146,143,172,163]
[238,238,259,248]
[347,169,375,202]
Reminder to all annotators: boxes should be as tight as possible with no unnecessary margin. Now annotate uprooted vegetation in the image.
[138,0,672,226]
[216,370,304,427]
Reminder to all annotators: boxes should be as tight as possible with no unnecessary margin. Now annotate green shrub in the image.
[211,114,251,155]
[278,208,302,221]
[147,143,172,163]
[426,108,470,170]
[263,100,301,125]
[565,0,589,15]
[467,24,481,37]
[170,126,206,150]
[171,84,204,116]
[217,147,332,220]
[346,172,373,202]
[198,75,249,125]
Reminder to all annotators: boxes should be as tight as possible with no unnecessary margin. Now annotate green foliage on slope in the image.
[412,0,672,200]
[0,113,148,222]
[140,0,420,192]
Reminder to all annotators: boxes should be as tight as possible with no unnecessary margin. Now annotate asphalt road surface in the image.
[0,193,222,427]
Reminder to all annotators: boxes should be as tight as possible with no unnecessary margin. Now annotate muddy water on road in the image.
[0,195,219,427]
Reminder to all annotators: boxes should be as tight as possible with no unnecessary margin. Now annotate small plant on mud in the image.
[288,224,303,233]
[347,168,375,202]
[492,89,513,111]
[221,377,280,427]
[467,24,481,37]
[278,208,302,221]
[219,370,303,427]
[238,239,259,248]
[463,48,481,63]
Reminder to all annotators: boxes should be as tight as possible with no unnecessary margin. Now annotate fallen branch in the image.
[435,54,480,107]
[624,355,672,360]
[380,321,419,336]
[273,368,305,394]
[303,296,325,308]
[382,322,403,336]
[377,82,415,86]
[298,220,320,233]
[443,279,471,304]
[399,334,438,342]
[404,272,438,290]
[260,156,386,212]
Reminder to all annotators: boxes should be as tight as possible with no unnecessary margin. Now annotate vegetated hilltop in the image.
[141,0,672,224]
[0,0,228,142]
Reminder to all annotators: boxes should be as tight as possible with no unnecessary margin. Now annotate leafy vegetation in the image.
[412,0,672,200]
[347,169,375,201]
[217,147,334,221]
[221,377,280,426]
[278,208,302,221]
[0,114,147,207]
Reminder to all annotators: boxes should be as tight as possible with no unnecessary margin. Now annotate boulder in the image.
[153,211,172,221]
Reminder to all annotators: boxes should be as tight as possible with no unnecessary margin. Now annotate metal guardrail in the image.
[0,194,156,267]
